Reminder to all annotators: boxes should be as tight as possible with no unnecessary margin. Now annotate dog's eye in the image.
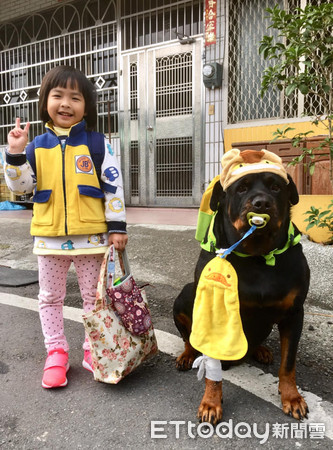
[271,183,281,193]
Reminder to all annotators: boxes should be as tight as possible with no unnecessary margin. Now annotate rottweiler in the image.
[173,149,310,424]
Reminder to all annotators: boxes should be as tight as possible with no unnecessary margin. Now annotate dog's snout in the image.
[252,194,272,212]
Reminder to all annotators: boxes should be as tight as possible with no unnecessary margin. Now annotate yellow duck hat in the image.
[190,255,248,361]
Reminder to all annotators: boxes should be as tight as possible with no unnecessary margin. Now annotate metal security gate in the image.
[121,41,203,207]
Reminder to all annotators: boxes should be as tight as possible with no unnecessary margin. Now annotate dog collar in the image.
[201,214,301,266]
[232,222,301,266]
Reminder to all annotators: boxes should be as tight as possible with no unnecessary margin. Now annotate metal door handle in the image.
[149,140,154,153]
[147,125,153,131]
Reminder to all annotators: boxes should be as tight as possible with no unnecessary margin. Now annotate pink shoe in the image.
[42,348,69,389]
[82,350,94,373]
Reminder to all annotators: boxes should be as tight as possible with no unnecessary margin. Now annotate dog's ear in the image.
[287,174,299,205]
[210,180,226,211]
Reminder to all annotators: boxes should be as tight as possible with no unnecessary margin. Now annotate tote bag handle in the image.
[95,246,131,311]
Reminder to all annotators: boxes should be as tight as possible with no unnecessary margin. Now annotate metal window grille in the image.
[227,0,326,124]
[0,0,118,148]
[156,137,193,197]
[156,52,192,117]
[21,15,48,44]
[227,0,283,124]
[130,62,138,121]
[121,0,203,50]
[0,23,19,48]
[130,140,139,197]
[49,5,81,36]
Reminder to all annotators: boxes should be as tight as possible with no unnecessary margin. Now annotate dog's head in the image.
[210,149,299,256]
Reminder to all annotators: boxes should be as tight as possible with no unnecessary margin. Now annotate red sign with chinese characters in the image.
[205,0,217,46]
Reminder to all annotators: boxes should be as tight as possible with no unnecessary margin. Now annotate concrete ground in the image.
[0,207,332,449]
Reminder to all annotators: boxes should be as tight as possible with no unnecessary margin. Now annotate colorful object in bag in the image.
[106,276,152,335]
[190,255,248,361]
[114,277,122,286]
[82,246,158,384]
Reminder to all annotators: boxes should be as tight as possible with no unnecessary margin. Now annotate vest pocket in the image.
[77,185,105,223]
[32,190,53,225]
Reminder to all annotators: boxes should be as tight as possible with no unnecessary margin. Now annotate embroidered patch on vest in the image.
[75,155,94,174]
[88,234,106,246]
[108,198,124,213]
[5,165,22,180]
[104,166,119,182]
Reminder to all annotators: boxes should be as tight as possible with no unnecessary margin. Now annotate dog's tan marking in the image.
[233,218,244,231]
[197,378,223,425]
[253,345,274,364]
[174,314,198,371]
[279,335,308,419]
[176,341,198,371]
[280,289,299,310]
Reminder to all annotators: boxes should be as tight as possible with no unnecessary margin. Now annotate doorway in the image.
[121,41,203,206]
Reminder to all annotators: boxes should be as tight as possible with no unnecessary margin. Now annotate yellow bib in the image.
[190,256,248,360]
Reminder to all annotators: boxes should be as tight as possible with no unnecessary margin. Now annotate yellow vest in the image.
[30,124,107,236]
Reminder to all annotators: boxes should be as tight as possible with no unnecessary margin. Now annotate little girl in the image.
[5,65,128,388]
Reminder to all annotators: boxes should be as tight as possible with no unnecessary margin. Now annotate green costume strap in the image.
[195,175,220,243]
[200,210,218,253]
[233,222,301,266]
[200,214,301,266]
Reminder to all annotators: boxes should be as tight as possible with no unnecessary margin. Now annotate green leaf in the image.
[299,84,309,95]
[318,210,331,218]
[285,84,297,96]
[306,223,315,230]
[309,164,315,176]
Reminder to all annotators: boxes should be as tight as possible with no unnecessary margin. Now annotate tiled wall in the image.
[0,1,67,23]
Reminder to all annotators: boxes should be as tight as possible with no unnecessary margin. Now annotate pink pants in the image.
[38,254,104,352]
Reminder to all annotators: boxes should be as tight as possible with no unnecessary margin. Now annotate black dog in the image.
[173,151,310,424]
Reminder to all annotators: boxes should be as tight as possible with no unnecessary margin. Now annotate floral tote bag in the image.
[82,246,158,384]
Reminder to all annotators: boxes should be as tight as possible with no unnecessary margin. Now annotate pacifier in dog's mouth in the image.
[247,212,270,228]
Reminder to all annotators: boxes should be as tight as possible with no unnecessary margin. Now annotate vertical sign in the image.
[205,0,217,46]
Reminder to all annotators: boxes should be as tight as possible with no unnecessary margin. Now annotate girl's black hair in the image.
[39,65,97,130]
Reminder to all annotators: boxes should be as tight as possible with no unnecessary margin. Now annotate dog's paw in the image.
[197,379,223,425]
[197,401,223,425]
[281,392,309,420]
[253,345,273,364]
[176,352,196,371]
[176,343,199,371]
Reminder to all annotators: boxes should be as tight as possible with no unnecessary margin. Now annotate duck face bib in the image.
[190,256,248,361]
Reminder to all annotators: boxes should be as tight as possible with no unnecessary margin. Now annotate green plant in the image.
[259,3,333,187]
[304,200,333,243]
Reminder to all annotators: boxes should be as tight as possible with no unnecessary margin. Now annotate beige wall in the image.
[292,195,332,244]
[224,122,332,243]
[224,120,328,153]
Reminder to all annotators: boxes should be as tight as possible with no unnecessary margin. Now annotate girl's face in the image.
[46,81,86,128]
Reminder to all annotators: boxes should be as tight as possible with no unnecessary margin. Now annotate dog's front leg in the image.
[198,379,223,425]
[278,310,309,420]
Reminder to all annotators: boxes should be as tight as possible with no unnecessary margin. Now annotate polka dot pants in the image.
[37,254,104,352]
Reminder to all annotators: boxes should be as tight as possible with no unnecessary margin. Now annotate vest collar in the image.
[45,119,86,137]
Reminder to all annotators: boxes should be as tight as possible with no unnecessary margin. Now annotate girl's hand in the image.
[7,118,30,154]
[108,233,128,252]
